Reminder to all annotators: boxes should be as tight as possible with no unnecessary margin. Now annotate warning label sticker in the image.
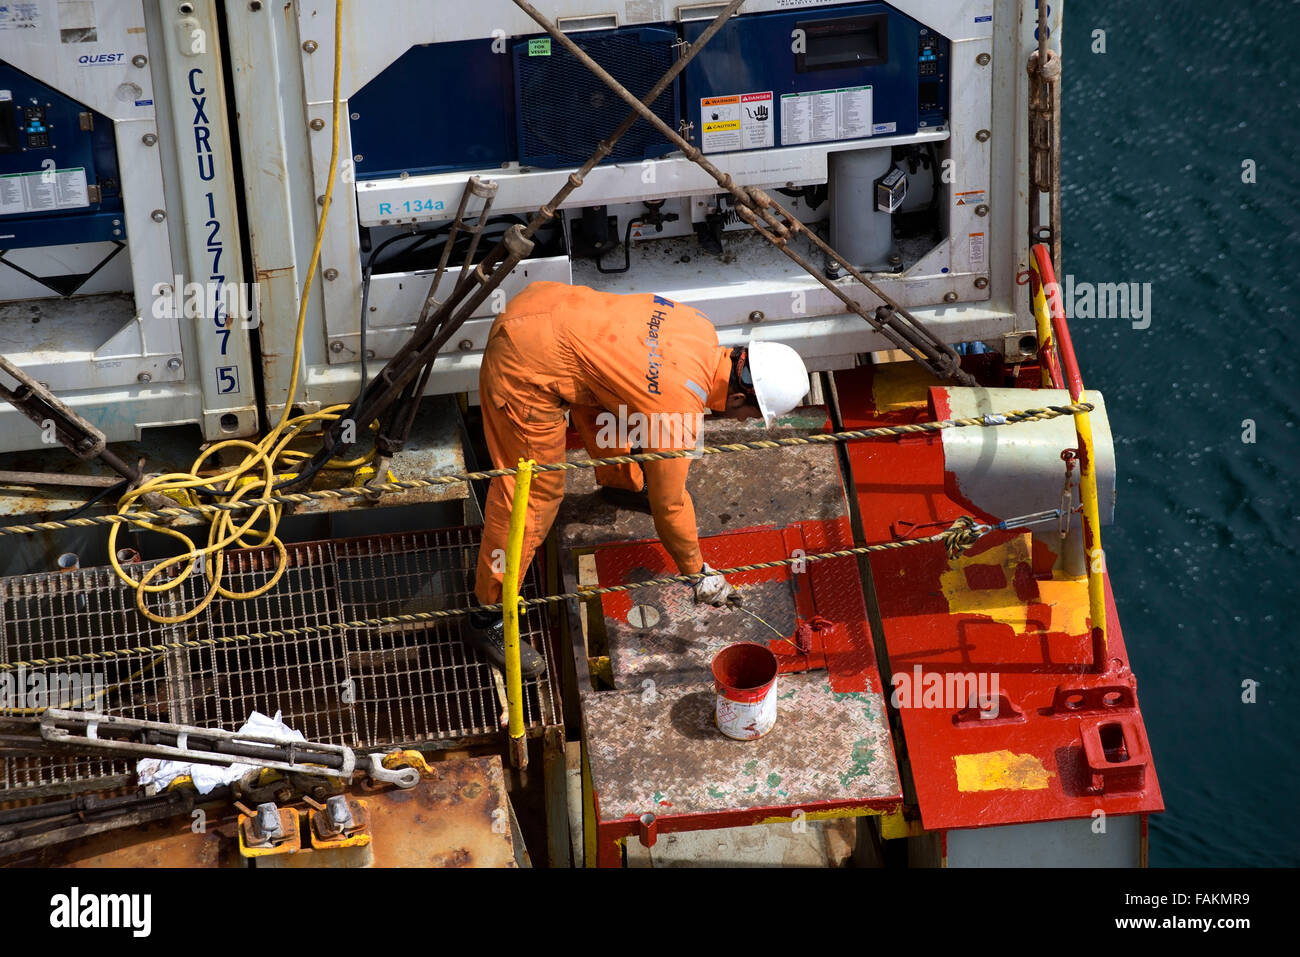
[0,2,40,31]
[700,91,774,153]
[969,232,986,269]
[0,168,90,215]
[780,85,872,146]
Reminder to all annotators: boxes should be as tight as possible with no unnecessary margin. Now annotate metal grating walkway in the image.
[0,527,560,799]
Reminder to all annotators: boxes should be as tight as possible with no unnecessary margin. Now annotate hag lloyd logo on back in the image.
[49,887,152,938]
[644,295,675,395]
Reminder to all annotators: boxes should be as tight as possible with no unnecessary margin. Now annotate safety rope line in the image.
[0,402,1092,538]
[0,516,999,672]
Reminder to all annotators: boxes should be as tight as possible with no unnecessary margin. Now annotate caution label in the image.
[700,91,774,154]
[781,85,872,145]
[969,232,986,269]
[0,167,90,215]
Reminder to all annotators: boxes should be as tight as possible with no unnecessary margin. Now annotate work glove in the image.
[693,563,744,608]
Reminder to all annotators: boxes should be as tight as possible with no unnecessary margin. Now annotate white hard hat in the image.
[745,340,809,428]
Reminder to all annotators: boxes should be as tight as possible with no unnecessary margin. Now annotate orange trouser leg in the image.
[473,393,568,608]
[569,403,644,491]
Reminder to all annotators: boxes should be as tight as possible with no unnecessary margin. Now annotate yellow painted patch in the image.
[1036,577,1091,637]
[954,750,1052,791]
[879,808,924,839]
[939,534,1090,637]
[871,361,937,411]
[940,534,1033,621]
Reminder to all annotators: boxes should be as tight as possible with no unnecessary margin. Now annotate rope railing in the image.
[0,402,1094,540]
[0,509,1062,678]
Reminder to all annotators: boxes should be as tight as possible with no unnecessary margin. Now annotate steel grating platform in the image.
[0,527,560,799]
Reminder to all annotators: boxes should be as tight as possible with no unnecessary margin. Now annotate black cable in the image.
[276,212,546,492]
[271,228,439,494]
[58,477,130,521]
[596,219,643,274]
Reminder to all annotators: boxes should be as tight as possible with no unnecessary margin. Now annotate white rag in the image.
[136,710,306,795]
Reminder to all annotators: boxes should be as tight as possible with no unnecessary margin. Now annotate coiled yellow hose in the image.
[109,1,352,625]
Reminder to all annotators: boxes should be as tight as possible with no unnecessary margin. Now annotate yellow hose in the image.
[107,1,348,625]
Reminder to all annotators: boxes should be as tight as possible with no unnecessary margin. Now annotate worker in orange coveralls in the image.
[464,281,810,676]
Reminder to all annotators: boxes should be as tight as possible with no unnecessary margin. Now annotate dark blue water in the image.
[1063,1,1299,866]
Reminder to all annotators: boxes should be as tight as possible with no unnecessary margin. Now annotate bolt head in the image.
[151,209,166,223]
[310,118,325,131]
[141,133,158,146]
[137,372,152,383]
[458,339,474,352]
[167,357,182,370]
[974,277,990,290]
[974,204,989,217]
[943,291,959,303]
[330,340,344,353]
[323,267,339,281]
[132,54,148,68]
[748,311,764,323]
[976,129,991,142]
[303,40,318,53]
[976,53,992,66]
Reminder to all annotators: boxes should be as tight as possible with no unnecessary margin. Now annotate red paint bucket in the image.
[711,642,780,740]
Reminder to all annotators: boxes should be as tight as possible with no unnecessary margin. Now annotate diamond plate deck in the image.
[583,671,899,823]
[556,413,901,862]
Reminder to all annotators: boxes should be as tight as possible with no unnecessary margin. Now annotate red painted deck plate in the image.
[835,365,1164,832]
[592,520,880,694]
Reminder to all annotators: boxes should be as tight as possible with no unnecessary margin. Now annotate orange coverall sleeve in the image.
[644,456,703,575]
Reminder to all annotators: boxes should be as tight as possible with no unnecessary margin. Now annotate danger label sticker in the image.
[700,91,773,153]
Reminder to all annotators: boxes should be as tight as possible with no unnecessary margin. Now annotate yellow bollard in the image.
[502,457,535,769]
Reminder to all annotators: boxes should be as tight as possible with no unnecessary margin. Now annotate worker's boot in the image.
[599,480,651,514]
[463,606,548,678]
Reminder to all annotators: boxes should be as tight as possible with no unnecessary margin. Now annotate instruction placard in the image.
[0,168,90,215]
[0,3,39,31]
[780,85,873,145]
[700,91,774,153]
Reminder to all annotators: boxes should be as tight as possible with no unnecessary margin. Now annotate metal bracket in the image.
[367,752,420,789]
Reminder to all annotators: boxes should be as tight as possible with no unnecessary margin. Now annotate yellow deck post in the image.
[1032,244,1107,662]
[503,457,534,769]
